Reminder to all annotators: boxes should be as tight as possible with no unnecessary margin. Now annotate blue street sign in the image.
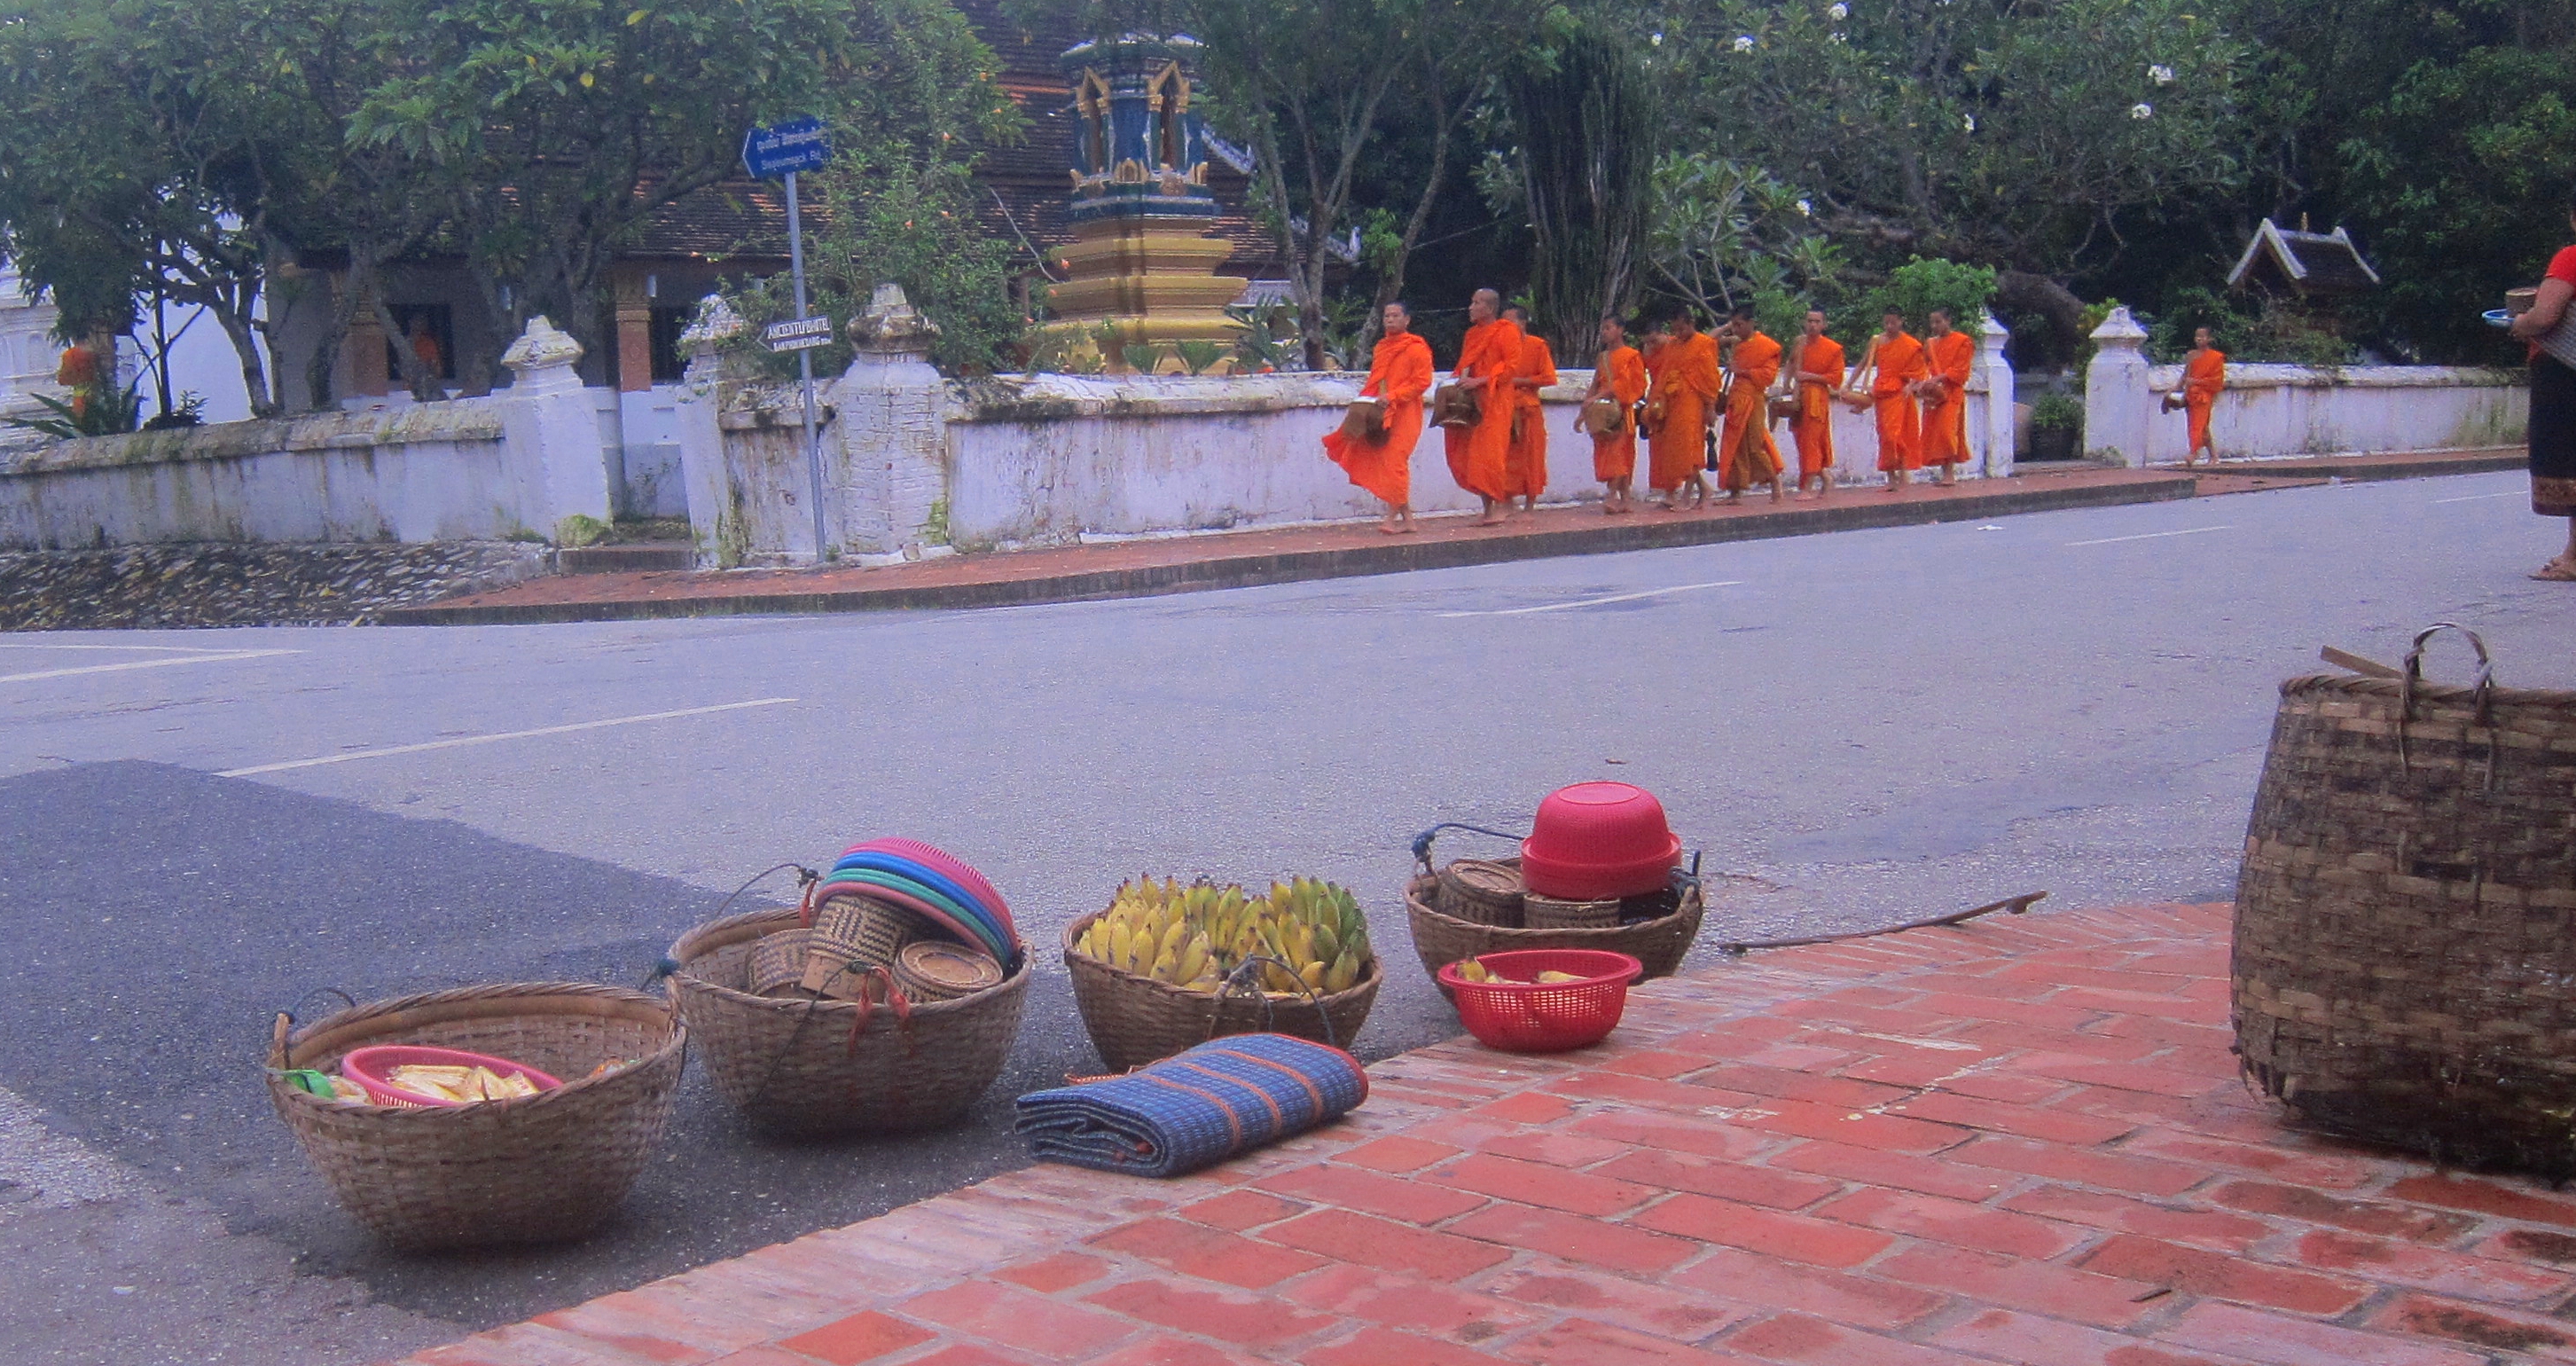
[742,116,831,179]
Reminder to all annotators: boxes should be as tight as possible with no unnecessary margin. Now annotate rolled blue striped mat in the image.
[1014,1033,1369,1177]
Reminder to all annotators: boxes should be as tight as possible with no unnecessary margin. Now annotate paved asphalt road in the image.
[3,468,2572,1362]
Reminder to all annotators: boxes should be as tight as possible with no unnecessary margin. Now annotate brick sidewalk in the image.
[395,899,2576,1366]
[385,447,2519,625]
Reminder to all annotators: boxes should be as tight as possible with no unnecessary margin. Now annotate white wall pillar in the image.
[1978,312,2015,478]
[497,316,615,538]
[827,284,950,559]
[2084,306,2153,467]
[673,294,744,567]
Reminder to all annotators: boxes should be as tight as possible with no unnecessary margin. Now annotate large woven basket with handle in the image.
[2235,625,2576,1174]
[1405,825,1703,984]
[264,982,685,1251]
[666,907,1028,1136]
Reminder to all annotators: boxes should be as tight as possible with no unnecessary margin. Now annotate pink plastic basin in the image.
[1520,781,1681,900]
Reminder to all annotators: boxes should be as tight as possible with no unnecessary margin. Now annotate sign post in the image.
[743,117,834,560]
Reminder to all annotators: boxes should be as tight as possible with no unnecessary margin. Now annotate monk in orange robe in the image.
[2176,326,2227,467]
[1849,309,1926,488]
[1444,288,1524,525]
[1789,310,1844,500]
[1718,308,1786,500]
[1915,307,1977,484]
[1647,310,1721,510]
[1578,315,1647,514]
[1324,301,1435,533]
[1501,305,1557,511]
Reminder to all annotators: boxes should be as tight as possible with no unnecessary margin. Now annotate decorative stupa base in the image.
[1043,217,1245,363]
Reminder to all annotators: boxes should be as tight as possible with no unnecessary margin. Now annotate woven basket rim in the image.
[1405,872,1699,940]
[2282,671,2576,710]
[1059,907,1385,1009]
[269,981,684,1119]
[670,906,1030,1017]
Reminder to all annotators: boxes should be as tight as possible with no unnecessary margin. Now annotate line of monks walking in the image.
[1324,287,1984,533]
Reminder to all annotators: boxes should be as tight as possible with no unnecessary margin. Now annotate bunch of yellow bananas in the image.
[1077,875,1373,996]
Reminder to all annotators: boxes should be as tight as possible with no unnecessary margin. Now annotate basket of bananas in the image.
[1064,876,1382,1072]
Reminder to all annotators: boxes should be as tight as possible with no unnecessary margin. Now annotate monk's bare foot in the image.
[1378,522,1405,535]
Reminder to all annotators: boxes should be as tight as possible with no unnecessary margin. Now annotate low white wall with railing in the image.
[2082,307,2526,466]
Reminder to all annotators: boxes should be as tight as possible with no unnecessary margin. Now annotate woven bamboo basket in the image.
[2236,626,2576,1174]
[1524,891,1623,930]
[893,940,1005,1003]
[263,983,685,1251]
[1062,909,1382,1073]
[1433,384,1480,428]
[1407,873,1703,985]
[666,907,1027,1136]
[749,929,816,997]
[803,895,923,998]
[1437,859,1526,927]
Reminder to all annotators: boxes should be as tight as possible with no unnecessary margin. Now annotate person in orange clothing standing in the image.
[1914,307,1977,485]
[1445,287,1525,526]
[1849,308,1926,490]
[2171,326,2228,467]
[1787,310,1844,501]
[1716,308,1786,501]
[54,339,104,420]
[1324,300,1435,534]
[1502,304,1557,513]
[1578,315,1648,514]
[1647,309,1721,511]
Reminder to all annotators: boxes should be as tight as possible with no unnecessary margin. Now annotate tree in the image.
[1507,27,1652,357]
[1645,153,1842,326]
[1646,0,2249,353]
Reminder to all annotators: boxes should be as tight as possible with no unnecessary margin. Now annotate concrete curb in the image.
[384,474,2199,626]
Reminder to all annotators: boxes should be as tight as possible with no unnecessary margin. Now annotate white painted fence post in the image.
[828,284,951,559]
[673,294,745,567]
[2084,307,2153,467]
[1979,312,2015,478]
[497,316,615,538]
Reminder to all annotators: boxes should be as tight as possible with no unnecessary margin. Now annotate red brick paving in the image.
[389,900,2576,1366]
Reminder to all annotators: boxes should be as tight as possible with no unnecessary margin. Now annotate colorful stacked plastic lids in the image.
[813,839,1021,970]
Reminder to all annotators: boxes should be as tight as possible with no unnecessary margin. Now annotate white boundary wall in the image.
[0,318,614,551]
[2081,306,2525,466]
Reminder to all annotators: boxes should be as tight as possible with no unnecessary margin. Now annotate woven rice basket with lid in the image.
[2235,625,2576,1174]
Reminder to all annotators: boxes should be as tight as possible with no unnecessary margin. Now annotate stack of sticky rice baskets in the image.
[666,838,1028,1135]
[1409,786,1706,985]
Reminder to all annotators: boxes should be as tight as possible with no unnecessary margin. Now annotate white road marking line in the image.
[2434,490,2523,504]
[0,643,237,652]
[216,698,801,778]
[2063,526,2231,547]
[0,649,301,684]
[1438,580,1743,618]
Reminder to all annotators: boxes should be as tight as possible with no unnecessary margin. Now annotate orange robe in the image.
[1647,332,1721,492]
[1507,334,1558,499]
[1444,318,1525,501]
[1324,331,1434,506]
[1869,333,1927,473]
[1921,330,1976,467]
[1719,331,1785,491]
[1790,335,1844,480]
[1592,344,1648,482]
[2183,348,2227,451]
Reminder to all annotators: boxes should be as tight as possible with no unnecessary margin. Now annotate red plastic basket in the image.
[339,1045,561,1109]
[1435,949,1643,1052]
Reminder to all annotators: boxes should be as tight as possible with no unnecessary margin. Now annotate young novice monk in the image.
[1578,315,1648,514]
[1849,308,1926,490]
[1718,307,1787,502]
[1915,307,1976,486]
[2175,326,2227,467]
[1787,310,1844,500]
[1323,300,1435,532]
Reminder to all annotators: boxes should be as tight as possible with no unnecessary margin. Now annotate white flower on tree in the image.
[2131,102,2155,119]
[1962,113,1976,132]
[1796,198,1813,216]
[2148,63,2175,84]
[1828,3,1849,18]
[1734,34,1756,51]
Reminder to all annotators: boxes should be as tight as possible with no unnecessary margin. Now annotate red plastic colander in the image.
[1435,949,1644,1052]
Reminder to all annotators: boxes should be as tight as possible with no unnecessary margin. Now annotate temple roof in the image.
[2227,219,2381,297]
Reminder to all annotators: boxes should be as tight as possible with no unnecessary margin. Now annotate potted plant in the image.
[2027,392,2083,462]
